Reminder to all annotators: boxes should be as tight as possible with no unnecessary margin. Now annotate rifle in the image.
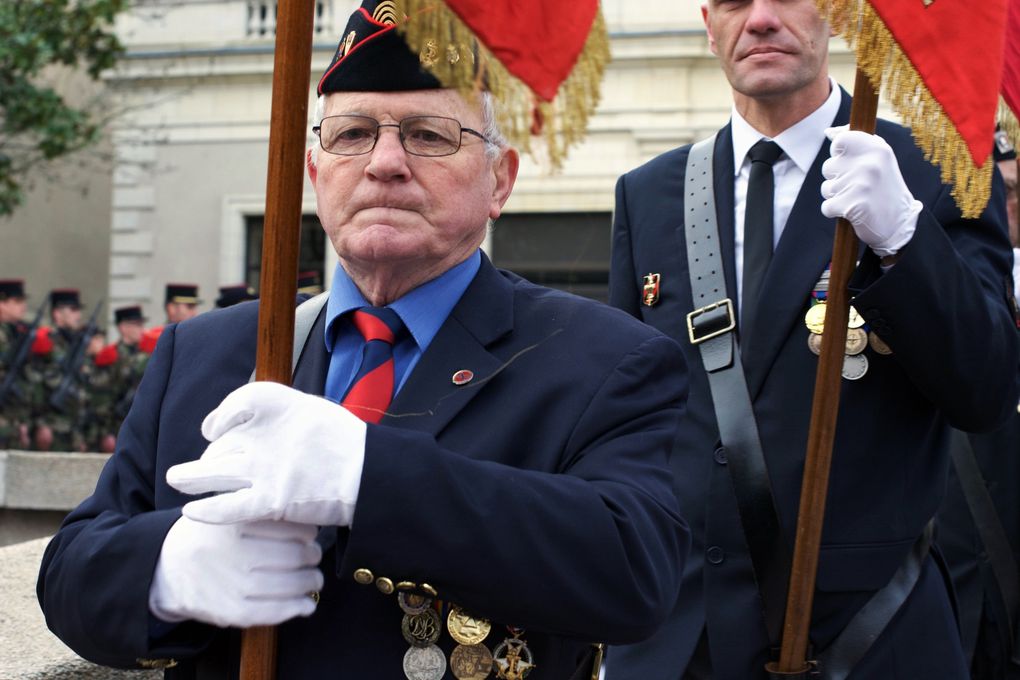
[49,300,104,412]
[0,298,49,407]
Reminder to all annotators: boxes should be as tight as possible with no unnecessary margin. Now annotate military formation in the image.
[0,281,268,452]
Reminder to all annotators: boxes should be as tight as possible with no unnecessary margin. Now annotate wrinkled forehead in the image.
[323,88,482,124]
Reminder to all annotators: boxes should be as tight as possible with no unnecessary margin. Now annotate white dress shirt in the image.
[731,78,842,310]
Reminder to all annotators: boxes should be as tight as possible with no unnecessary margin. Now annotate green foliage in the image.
[0,0,126,216]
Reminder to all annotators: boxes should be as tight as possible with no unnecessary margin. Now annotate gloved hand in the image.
[148,516,323,628]
[821,126,923,257]
[167,381,367,526]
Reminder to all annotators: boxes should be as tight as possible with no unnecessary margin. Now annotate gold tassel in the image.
[817,0,993,218]
[392,0,609,170]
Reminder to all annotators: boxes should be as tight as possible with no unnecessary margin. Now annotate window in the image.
[490,212,612,302]
[245,215,328,292]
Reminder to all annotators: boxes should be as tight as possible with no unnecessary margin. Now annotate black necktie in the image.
[742,139,784,341]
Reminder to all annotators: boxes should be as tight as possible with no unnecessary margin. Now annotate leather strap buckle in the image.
[687,298,736,345]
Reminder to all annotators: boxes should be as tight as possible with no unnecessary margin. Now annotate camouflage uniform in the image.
[28,327,88,452]
[0,320,31,448]
[82,340,149,450]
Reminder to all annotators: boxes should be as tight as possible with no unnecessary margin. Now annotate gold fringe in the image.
[998,97,1020,153]
[392,0,610,170]
[817,0,993,218]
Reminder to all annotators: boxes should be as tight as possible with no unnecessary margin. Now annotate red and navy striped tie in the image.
[341,307,403,424]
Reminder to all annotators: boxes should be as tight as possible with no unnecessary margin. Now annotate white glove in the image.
[148,517,323,628]
[167,381,367,526]
[821,126,922,257]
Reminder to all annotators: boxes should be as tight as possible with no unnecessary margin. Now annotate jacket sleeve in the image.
[37,323,217,668]
[850,163,1020,432]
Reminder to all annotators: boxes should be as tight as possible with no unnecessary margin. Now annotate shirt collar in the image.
[730,76,843,174]
[324,250,481,353]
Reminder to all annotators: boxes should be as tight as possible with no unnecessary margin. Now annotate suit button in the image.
[353,568,374,585]
[376,577,395,595]
[713,447,728,465]
[706,546,725,564]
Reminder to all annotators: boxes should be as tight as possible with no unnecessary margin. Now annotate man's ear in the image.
[702,5,718,54]
[489,148,520,220]
[306,147,318,187]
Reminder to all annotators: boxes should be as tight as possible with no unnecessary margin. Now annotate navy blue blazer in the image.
[38,256,692,679]
[607,90,1019,679]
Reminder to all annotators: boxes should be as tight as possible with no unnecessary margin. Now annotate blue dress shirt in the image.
[323,251,481,403]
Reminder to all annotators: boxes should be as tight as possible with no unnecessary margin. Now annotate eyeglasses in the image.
[313,114,490,157]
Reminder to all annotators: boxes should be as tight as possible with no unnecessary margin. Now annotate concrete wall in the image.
[0,451,159,678]
[1,538,159,680]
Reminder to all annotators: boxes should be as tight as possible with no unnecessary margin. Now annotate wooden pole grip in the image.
[772,68,880,673]
[240,1,316,678]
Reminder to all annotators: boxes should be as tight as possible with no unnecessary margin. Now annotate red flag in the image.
[395,0,609,167]
[439,0,599,102]
[823,0,1009,216]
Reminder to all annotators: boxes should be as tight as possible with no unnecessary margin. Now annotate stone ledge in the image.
[0,451,110,511]
[1,537,159,680]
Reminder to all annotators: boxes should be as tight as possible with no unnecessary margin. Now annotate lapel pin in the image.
[451,369,474,386]
[642,273,661,307]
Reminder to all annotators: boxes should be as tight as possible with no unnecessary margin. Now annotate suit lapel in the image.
[742,92,852,398]
[382,255,513,436]
[715,126,739,309]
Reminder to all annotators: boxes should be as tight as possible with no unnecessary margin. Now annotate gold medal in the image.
[447,606,492,646]
[807,333,823,356]
[804,302,826,335]
[450,643,494,680]
[868,331,893,355]
[844,328,868,356]
[493,636,535,680]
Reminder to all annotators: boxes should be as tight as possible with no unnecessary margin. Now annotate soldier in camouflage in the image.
[85,305,151,452]
[0,279,31,449]
[27,289,87,452]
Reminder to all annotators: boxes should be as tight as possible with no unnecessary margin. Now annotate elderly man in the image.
[606,0,1018,678]
[37,2,690,678]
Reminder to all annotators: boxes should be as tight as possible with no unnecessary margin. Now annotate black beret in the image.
[318,0,442,95]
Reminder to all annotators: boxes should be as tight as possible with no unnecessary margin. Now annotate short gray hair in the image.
[310,90,506,165]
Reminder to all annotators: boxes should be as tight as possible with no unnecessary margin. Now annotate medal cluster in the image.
[390,582,536,680]
[805,267,893,380]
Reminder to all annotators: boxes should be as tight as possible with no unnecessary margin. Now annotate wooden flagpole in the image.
[769,67,880,675]
[240,0,316,677]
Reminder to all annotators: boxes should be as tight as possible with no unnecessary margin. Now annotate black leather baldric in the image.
[684,135,791,647]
